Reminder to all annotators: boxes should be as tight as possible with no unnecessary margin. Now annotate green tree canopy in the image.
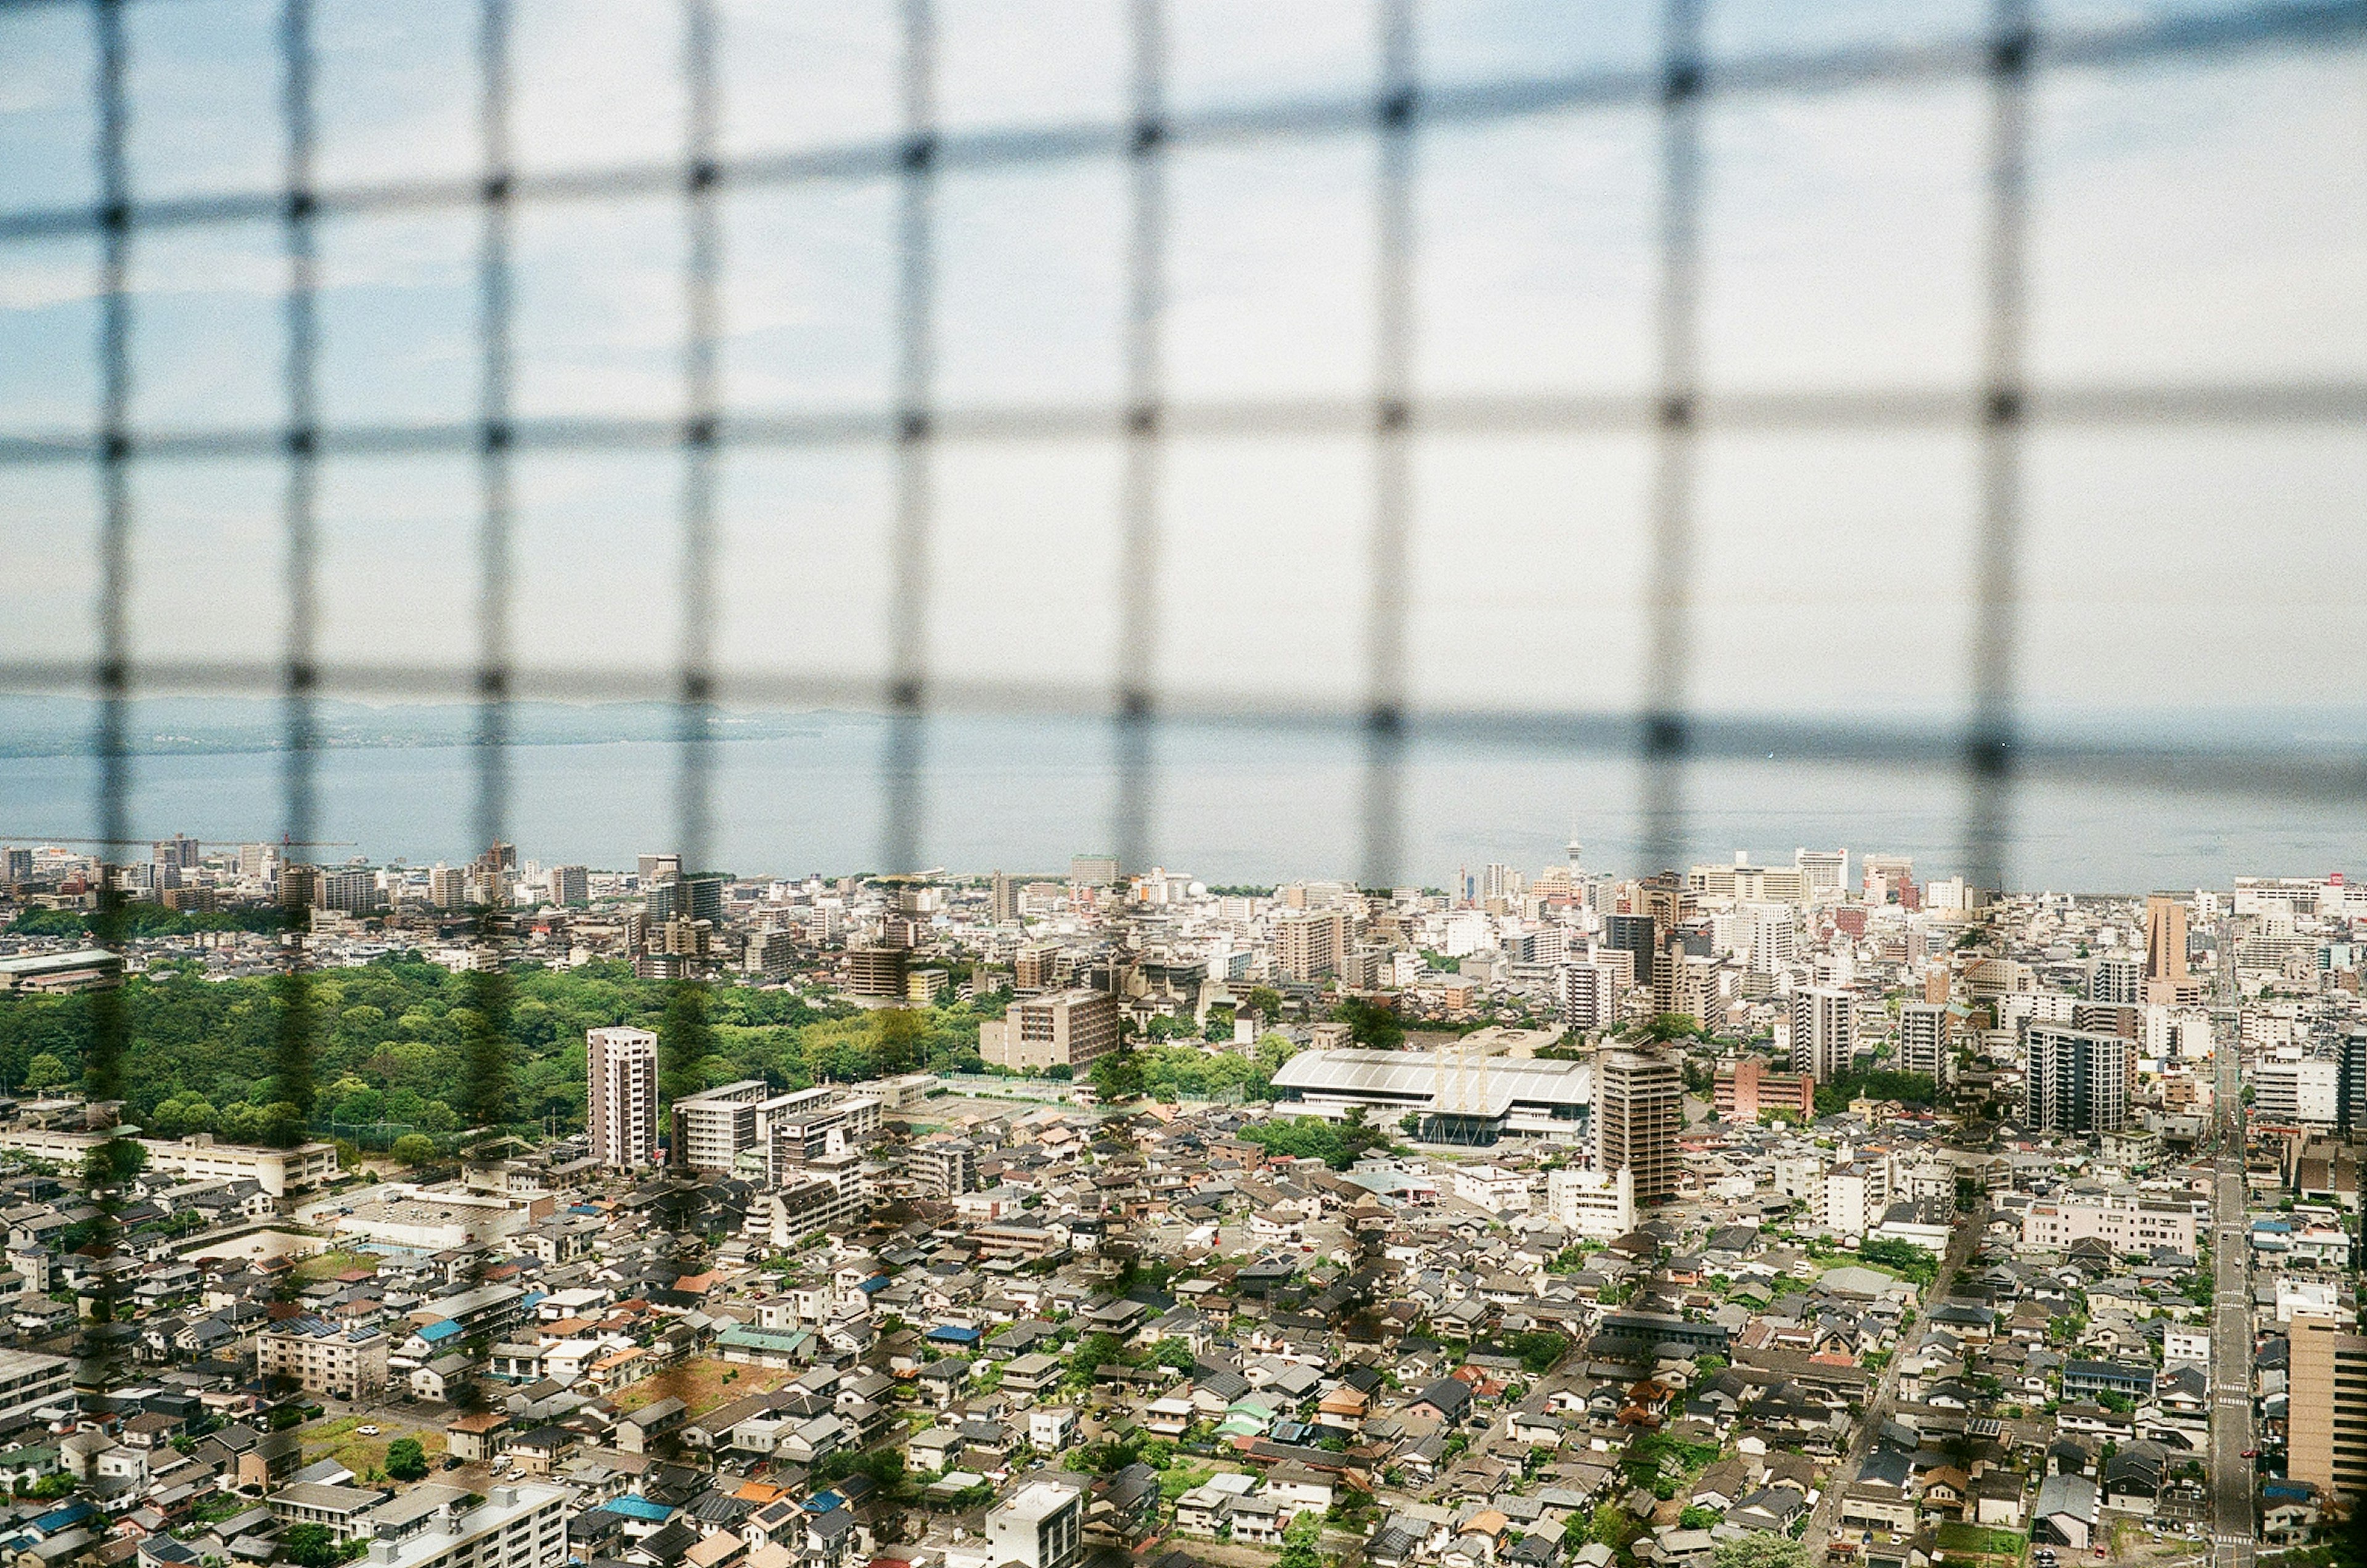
[383,1437,428,1481]
[1714,1536,1813,1568]
[388,1133,438,1168]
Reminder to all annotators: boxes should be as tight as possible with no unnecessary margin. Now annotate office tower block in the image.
[1790,986,1856,1083]
[430,866,468,910]
[991,870,1020,925]
[1795,847,1849,897]
[2144,894,2189,982]
[1069,853,1119,887]
[2291,1313,2367,1500]
[2024,1024,2130,1133]
[586,1026,659,1167]
[1898,1002,1951,1084]
[1596,1048,1682,1204]
[1,848,30,886]
[546,865,588,905]
[639,852,682,884]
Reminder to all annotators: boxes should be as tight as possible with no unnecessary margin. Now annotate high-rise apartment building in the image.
[1013,945,1060,994]
[672,1079,767,1172]
[1557,962,1616,1032]
[1069,854,1119,887]
[981,990,1121,1073]
[1789,986,1856,1084]
[1604,914,1656,983]
[1275,910,1349,983]
[846,947,907,998]
[1714,1055,1816,1121]
[430,866,468,910]
[586,1026,658,1168]
[1744,903,1797,974]
[545,865,588,905]
[2340,1030,2367,1134]
[319,867,382,914]
[639,852,682,884]
[277,864,318,910]
[1898,1002,1952,1084]
[2254,1058,2341,1127]
[2290,1313,2367,1500]
[1,848,31,886]
[990,871,1020,925]
[2024,1024,2130,1133]
[2087,954,2144,1006]
[1595,1048,1682,1204]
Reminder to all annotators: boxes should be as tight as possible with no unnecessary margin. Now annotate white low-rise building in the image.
[1545,1164,1633,1238]
[1452,1165,1532,1215]
[2019,1190,2199,1256]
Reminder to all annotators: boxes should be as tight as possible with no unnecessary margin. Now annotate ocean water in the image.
[0,711,2357,891]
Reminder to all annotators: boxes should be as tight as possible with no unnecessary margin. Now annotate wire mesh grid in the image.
[1,0,2363,1395]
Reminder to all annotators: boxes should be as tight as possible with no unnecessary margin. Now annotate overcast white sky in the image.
[2,0,2364,732]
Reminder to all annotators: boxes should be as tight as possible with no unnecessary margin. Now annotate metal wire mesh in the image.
[3,0,2365,1398]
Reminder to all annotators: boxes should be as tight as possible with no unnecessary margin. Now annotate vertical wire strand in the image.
[1639,0,1705,880]
[881,0,936,879]
[680,0,719,879]
[1362,0,1416,896]
[658,0,724,1215]
[80,0,134,1407]
[1111,0,1167,888]
[463,0,516,1140]
[272,0,320,1164]
[446,0,520,1417]
[1966,0,2032,899]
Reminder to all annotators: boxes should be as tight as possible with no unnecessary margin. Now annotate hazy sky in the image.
[2,0,2363,738]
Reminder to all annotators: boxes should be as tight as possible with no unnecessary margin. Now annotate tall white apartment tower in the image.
[586,1026,660,1167]
[1790,986,1856,1083]
[1897,1002,1952,1085]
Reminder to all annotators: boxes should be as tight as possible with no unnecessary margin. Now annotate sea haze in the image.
[0,698,2357,892]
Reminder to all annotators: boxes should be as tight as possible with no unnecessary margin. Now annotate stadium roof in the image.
[1270,1047,1588,1117]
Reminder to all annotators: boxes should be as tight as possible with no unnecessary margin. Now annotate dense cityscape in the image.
[0,839,2354,1568]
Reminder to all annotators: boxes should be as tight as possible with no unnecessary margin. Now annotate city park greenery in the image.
[0,951,1320,1151]
[0,954,975,1149]
[0,944,1936,1153]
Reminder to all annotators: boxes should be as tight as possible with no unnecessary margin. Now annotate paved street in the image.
[1804,1203,1984,1556]
[2209,1007,2254,1568]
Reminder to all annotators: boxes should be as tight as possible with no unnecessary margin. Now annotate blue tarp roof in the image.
[608,1497,674,1522]
[803,1491,844,1514]
[418,1319,467,1343]
[926,1325,982,1344]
